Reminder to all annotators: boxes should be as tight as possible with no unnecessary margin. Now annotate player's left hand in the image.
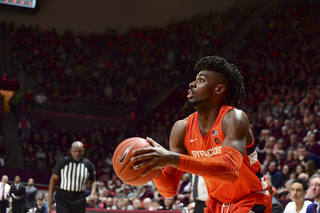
[131,137,180,176]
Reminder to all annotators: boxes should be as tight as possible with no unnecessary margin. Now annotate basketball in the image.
[112,137,160,186]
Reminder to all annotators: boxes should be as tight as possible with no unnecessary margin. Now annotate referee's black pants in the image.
[56,199,86,213]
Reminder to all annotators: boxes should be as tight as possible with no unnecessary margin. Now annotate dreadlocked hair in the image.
[194,55,246,108]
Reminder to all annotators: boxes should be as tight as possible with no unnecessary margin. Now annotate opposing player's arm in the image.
[177,109,248,183]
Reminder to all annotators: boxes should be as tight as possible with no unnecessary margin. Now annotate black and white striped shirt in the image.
[53,156,95,192]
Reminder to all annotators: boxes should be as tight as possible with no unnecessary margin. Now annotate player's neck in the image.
[197,106,222,137]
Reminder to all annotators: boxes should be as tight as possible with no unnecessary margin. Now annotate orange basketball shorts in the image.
[204,190,272,213]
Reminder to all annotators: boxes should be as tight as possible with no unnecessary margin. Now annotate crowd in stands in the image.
[1,4,243,117]
[1,0,320,211]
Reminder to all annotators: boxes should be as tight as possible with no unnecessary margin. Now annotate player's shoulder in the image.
[224,108,249,123]
[222,108,250,133]
[172,117,188,130]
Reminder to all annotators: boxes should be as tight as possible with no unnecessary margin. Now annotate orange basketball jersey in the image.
[184,105,269,204]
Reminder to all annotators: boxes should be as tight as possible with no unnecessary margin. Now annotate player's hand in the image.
[48,196,55,210]
[131,137,180,176]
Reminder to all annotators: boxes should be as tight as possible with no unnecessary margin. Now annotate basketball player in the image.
[131,56,272,212]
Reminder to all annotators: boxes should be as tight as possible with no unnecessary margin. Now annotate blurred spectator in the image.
[40,117,50,137]
[132,197,144,210]
[275,150,286,170]
[0,175,11,213]
[295,164,307,178]
[187,202,195,213]
[266,180,284,213]
[138,182,154,201]
[9,90,23,113]
[268,160,283,189]
[306,160,320,179]
[284,178,311,213]
[306,133,320,156]
[263,152,276,172]
[306,174,320,213]
[149,198,162,210]
[34,90,48,111]
[287,133,303,152]
[163,197,175,210]
[105,197,117,210]
[34,198,46,213]
[176,173,191,206]
[43,193,49,212]
[298,173,310,183]
[282,164,293,186]
[25,178,38,212]
[142,197,152,210]
[23,89,34,110]
[18,116,31,141]
[264,173,278,197]
[10,175,26,213]
[298,146,320,169]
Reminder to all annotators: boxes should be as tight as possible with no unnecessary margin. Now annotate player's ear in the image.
[215,84,226,95]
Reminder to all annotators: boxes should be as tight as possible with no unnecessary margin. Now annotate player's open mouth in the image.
[187,90,194,98]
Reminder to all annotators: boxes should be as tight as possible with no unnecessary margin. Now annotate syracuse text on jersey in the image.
[191,146,222,158]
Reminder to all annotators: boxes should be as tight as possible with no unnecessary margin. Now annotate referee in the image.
[48,141,97,213]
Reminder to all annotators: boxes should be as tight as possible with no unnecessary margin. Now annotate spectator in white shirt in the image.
[284,178,312,213]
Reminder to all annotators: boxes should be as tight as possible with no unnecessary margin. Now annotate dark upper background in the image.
[0,0,249,34]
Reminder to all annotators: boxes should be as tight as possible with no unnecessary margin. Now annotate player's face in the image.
[310,177,320,199]
[71,146,84,162]
[290,182,306,202]
[186,71,218,108]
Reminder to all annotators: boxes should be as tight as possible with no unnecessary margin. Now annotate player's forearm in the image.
[153,167,184,197]
[178,146,243,183]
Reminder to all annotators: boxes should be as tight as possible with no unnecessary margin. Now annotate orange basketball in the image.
[112,137,160,186]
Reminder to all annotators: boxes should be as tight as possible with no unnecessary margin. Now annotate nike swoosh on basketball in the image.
[118,143,135,164]
[190,139,197,142]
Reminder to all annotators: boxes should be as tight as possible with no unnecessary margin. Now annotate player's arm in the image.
[132,110,248,184]
[48,174,59,209]
[152,119,188,197]
[178,109,248,183]
[132,119,188,197]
